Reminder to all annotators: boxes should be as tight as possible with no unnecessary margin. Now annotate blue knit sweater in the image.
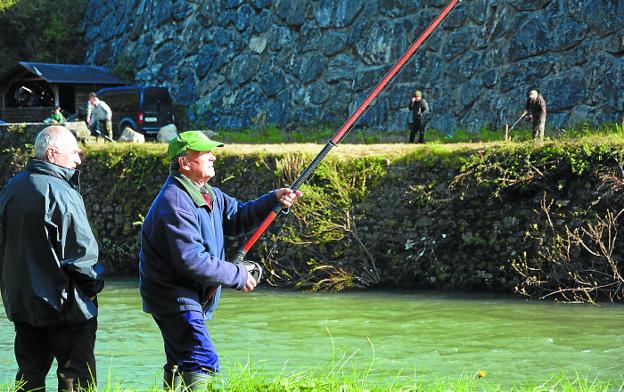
[139,172,276,318]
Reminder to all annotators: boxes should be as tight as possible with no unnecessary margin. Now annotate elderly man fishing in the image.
[139,131,301,391]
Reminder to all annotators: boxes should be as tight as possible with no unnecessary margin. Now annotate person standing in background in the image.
[523,89,547,141]
[86,92,113,140]
[408,90,430,143]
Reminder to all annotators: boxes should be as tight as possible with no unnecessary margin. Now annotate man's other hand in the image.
[275,188,303,209]
[242,273,257,292]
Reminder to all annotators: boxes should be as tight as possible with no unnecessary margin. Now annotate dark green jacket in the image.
[526,95,547,119]
[0,159,104,326]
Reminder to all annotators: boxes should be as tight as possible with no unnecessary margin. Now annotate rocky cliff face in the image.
[82,0,624,132]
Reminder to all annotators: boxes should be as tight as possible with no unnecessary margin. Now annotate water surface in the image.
[0,279,622,389]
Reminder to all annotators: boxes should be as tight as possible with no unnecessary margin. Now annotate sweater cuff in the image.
[233,262,249,290]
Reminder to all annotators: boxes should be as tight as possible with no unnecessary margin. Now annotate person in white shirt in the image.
[86,92,113,140]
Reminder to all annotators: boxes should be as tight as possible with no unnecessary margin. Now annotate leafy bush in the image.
[2,129,624,302]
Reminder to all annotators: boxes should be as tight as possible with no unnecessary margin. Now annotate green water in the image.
[0,279,622,389]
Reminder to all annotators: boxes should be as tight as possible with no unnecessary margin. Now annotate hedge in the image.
[2,125,623,302]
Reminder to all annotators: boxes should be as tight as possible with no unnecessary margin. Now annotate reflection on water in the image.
[0,279,623,389]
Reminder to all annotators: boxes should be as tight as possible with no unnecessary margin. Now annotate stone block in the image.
[118,127,145,143]
[249,36,267,54]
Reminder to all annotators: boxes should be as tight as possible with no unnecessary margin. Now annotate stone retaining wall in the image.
[83,0,624,132]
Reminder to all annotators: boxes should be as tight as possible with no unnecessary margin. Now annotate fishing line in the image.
[262,5,459,266]
[230,0,463,266]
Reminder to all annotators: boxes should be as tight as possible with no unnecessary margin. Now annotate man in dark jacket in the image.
[0,126,104,392]
[408,90,430,143]
[140,131,301,391]
[523,89,547,141]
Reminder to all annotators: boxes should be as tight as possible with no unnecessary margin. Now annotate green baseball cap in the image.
[414,90,422,98]
[167,131,224,160]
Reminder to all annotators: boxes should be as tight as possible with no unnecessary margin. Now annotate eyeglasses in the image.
[50,147,82,156]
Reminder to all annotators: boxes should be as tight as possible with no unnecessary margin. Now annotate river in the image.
[0,279,622,389]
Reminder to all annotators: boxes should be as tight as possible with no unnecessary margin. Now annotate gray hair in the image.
[169,152,187,172]
[34,126,70,160]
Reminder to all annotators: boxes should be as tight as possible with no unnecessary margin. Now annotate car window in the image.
[100,90,139,114]
[144,89,172,113]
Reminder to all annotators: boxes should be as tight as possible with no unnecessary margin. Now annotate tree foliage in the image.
[0,0,18,13]
[0,0,87,74]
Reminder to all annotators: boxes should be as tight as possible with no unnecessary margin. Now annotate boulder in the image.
[173,66,197,105]
[315,0,333,27]
[118,127,145,143]
[355,20,402,65]
[199,130,218,138]
[157,124,178,143]
[258,69,288,98]
[65,121,91,141]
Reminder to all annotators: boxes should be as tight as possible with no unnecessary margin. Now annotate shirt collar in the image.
[170,170,214,209]
[26,159,80,190]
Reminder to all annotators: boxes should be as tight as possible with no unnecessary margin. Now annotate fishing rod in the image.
[232,0,464,268]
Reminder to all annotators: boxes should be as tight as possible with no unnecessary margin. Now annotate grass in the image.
[1,371,622,392]
[83,122,624,162]
[79,121,624,163]
[193,122,624,146]
[2,334,621,391]
[1,333,621,391]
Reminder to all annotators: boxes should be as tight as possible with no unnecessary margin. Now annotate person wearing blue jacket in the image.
[0,126,104,392]
[140,131,301,390]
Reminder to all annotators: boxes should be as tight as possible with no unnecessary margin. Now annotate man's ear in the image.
[45,147,55,163]
[178,155,190,170]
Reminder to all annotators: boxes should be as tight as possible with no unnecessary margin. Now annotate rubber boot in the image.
[58,377,75,392]
[59,376,94,392]
[163,369,182,391]
[181,371,211,391]
[105,120,113,140]
[15,376,44,392]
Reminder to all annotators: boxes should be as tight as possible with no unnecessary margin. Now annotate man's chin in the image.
[205,169,215,180]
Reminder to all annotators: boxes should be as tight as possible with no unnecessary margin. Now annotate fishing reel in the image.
[202,260,263,309]
[241,260,263,283]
